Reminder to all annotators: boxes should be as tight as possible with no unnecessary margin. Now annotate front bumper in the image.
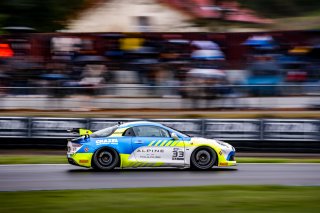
[218,160,237,167]
[218,150,236,167]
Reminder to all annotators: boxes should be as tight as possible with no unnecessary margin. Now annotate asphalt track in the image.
[0,164,320,191]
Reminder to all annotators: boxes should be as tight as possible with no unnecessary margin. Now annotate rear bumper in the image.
[67,157,79,166]
[67,153,93,168]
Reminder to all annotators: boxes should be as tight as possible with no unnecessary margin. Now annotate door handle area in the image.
[133,141,143,144]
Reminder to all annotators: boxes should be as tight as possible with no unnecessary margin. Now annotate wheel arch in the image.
[91,146,121,168]
[190,145,219,166]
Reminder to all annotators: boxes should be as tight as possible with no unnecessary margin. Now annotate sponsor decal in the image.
[219,162,228,166]
[136,148,164,159]
[140,155,161,159]
[172,148,184,160]
[137,149,164,153]
[84,147,89,152]
[96,139,118,145]
[219,150,223,155]
[79,160,89,163]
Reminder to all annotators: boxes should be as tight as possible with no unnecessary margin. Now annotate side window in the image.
[133,126,170,137]
[123,128,136,136]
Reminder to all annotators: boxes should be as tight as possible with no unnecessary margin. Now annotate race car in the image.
[67,121,236,170]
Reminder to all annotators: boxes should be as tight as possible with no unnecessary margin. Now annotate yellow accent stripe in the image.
[170,141,178,146]
[134,162,141,167]
[165,140,173,146]
[143,163,149,167]
[132,162,138,167]
[154,140,162,146]
[148,140,156,146]
[154,162,164,166]
[140,163,146,167]
[159,140,167,146]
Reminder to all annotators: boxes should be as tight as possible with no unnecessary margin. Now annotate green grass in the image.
[0,155,67,164]
[0,186,320,213]
[0,155,319,164]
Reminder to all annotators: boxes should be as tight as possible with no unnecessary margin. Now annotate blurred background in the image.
[0,0,319,111]
[1,2,320,211]
[0,0,319,151]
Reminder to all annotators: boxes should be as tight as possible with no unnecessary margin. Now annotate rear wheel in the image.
[92,148,119,171]
[190,147,216,170]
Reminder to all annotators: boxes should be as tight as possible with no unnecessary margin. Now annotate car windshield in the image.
[163,125,190,137]
[91,125,118,138]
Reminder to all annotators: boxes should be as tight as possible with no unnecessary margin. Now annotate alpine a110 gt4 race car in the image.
[67,121,236,170]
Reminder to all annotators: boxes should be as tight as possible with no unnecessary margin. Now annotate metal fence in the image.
[0,117,319,141]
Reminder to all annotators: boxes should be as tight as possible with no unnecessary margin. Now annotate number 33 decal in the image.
[172,148,184,160]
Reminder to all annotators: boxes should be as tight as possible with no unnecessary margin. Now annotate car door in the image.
[130,125,184,166]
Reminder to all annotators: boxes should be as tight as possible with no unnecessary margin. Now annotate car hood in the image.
[191,137,234,150]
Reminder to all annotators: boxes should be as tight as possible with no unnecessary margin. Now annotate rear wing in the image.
[67,128,92,136]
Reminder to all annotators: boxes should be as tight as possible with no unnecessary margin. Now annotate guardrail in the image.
[0,117,319,141]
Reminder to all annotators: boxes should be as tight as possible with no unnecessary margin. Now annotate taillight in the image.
[0,44,14,58]
[71,143,82,147]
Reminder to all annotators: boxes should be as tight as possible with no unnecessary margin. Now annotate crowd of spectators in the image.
[0,32,319,99]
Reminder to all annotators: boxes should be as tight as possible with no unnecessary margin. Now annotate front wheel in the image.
[190,147,217,170]
[92,148,119,171]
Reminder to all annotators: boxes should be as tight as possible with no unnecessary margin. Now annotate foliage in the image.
[0,0,89,32]
[0,1,320,31]
[238,0,320,18]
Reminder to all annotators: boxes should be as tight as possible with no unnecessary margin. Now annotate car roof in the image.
[119,121,164,128]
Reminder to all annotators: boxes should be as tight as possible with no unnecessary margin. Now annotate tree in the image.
[0,0,88,32]
[238,0,320,18]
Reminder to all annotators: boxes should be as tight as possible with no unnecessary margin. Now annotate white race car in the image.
[67,121,236,170]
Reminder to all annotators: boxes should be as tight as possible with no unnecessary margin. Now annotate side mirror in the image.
[171,132,179,140]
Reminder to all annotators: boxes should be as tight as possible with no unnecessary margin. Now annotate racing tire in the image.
[190,147,217,170]
[92,148,119,171]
